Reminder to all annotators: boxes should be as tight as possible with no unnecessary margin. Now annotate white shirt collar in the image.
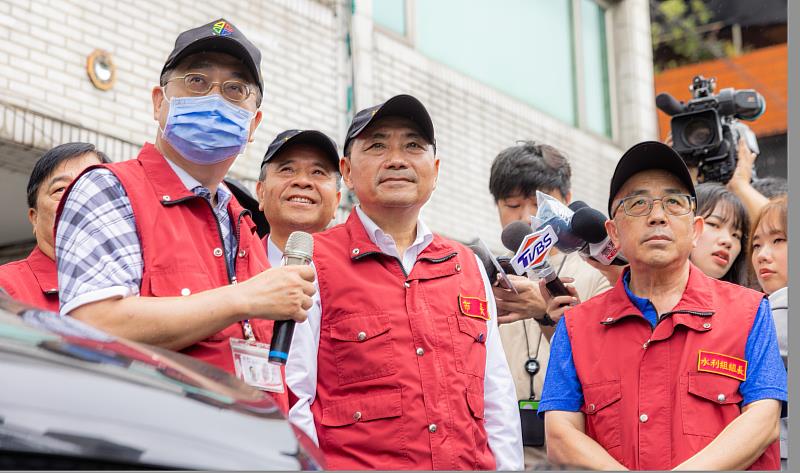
[354,205,434,274]
[266,235,284,269]
[162,155,232,206]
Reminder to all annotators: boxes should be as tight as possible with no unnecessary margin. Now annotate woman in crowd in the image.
[690,182,750,285]
[750,195,788,470]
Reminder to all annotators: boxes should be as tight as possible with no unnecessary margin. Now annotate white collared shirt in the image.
[285,206,523,470]
[266,235,284,269]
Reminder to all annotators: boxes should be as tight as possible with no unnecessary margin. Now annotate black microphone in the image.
[655,93,685,116]
[500,222,570,298]
[501,221,534,254]
[268,231,314,365]
[469,243,498,283]
[568,200,589,212]
[570,207,628,266]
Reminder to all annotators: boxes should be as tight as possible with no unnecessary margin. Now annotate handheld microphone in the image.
[500,222,570,298]
[268,231,314,365]
[570,207,628,266]
[469,241,516,292]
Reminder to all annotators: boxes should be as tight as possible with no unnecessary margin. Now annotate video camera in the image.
[656,75,765,184]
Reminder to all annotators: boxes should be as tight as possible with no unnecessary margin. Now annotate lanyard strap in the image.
[522,253,568,399]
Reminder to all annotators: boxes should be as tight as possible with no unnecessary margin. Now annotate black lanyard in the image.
[522,253,568,400]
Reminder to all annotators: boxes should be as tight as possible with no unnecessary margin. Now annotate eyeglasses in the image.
[165,72,254,103]
[612,193,695,217]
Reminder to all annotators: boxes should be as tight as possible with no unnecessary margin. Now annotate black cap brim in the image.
[161,36,263,95]
[344,94,435,155]
[607,141,696,215]
[262,130,340,169]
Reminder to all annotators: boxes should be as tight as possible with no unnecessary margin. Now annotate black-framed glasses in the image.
[612,193,695,217]
[166,72,254,103]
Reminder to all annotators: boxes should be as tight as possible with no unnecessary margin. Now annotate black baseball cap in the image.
[343,94,436,155]
[261,130,340,169]
[161,19,263,95]
[607,141,696,215]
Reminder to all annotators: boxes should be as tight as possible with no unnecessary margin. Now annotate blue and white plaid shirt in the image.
[56,156,235,315]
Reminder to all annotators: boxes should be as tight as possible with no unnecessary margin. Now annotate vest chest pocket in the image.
[330,314,397,386]
[681,372,743,437]
[581,380,622,449]
[448,314,488,378]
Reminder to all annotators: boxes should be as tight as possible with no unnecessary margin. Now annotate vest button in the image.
[404,281,410,288]
[357,331,367,341]
[353,411,362,421]
[455,264,461,272]
[606,317,613,323]
[588,403,596,413]
[352,248,360,255]
[416,347,424,356]
[477,333,485,343]
[162,195,171,202]
[639,413,649,423]
[703,322,711,329]
[213,248,223,257]
[180,288,191,296]
[428,423,437,433]
[238,249,247,258]
[717,393,726,402]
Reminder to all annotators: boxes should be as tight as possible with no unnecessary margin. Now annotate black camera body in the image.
[657,76,765,183]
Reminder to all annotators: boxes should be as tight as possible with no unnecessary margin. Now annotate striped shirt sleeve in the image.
[55,168,144,315]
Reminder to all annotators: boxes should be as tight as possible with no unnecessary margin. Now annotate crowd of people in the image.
[0,19,789,471]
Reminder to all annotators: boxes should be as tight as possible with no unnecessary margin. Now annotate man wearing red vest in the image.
[286,94,523,470]
[539,142,786,470]
[0,143,108,312]
[256,129,342,268]
[54,19,315,406]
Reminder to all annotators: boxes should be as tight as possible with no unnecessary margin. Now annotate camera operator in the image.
[488,141,612,467]
[658,76,771,223]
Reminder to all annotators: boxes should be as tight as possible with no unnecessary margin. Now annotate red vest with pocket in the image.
[57,143,287,411]
[0,246,60,312]
[564,263,779,470]
[309,211,496,470]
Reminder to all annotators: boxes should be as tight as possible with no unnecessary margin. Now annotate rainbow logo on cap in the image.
[212,20,234,37]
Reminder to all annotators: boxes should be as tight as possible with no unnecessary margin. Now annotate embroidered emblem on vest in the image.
[697,349,747,381]
[459,295,489,320]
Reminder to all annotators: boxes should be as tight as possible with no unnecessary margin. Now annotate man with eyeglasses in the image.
[53,19,316,410]
[537,142,785,470]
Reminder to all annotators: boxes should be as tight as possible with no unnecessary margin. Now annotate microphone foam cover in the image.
[501,221,533,252]
[570,207,609,244]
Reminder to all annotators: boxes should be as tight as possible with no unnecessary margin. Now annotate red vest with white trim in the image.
[309,211,496,470]
[564,263,779,470]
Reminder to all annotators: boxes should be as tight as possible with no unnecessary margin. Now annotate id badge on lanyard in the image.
[229,336,284,393]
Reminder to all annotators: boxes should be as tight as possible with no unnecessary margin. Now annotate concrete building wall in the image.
[351,0,657,251]
[0,0,657,256]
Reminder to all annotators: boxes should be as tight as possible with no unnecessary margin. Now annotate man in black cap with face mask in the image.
[54,19,315,410]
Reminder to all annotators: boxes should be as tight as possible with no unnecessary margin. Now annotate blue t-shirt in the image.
[538,272,787,416]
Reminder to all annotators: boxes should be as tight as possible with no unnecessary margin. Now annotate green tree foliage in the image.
[651,0,735,71]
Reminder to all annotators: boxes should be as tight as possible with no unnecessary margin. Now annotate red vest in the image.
[58,143,287,411]
[564,263,779,470]
[0,246,59,312]
[309,212,496,470]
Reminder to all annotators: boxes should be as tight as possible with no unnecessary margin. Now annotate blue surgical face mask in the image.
[160,92,255,165]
